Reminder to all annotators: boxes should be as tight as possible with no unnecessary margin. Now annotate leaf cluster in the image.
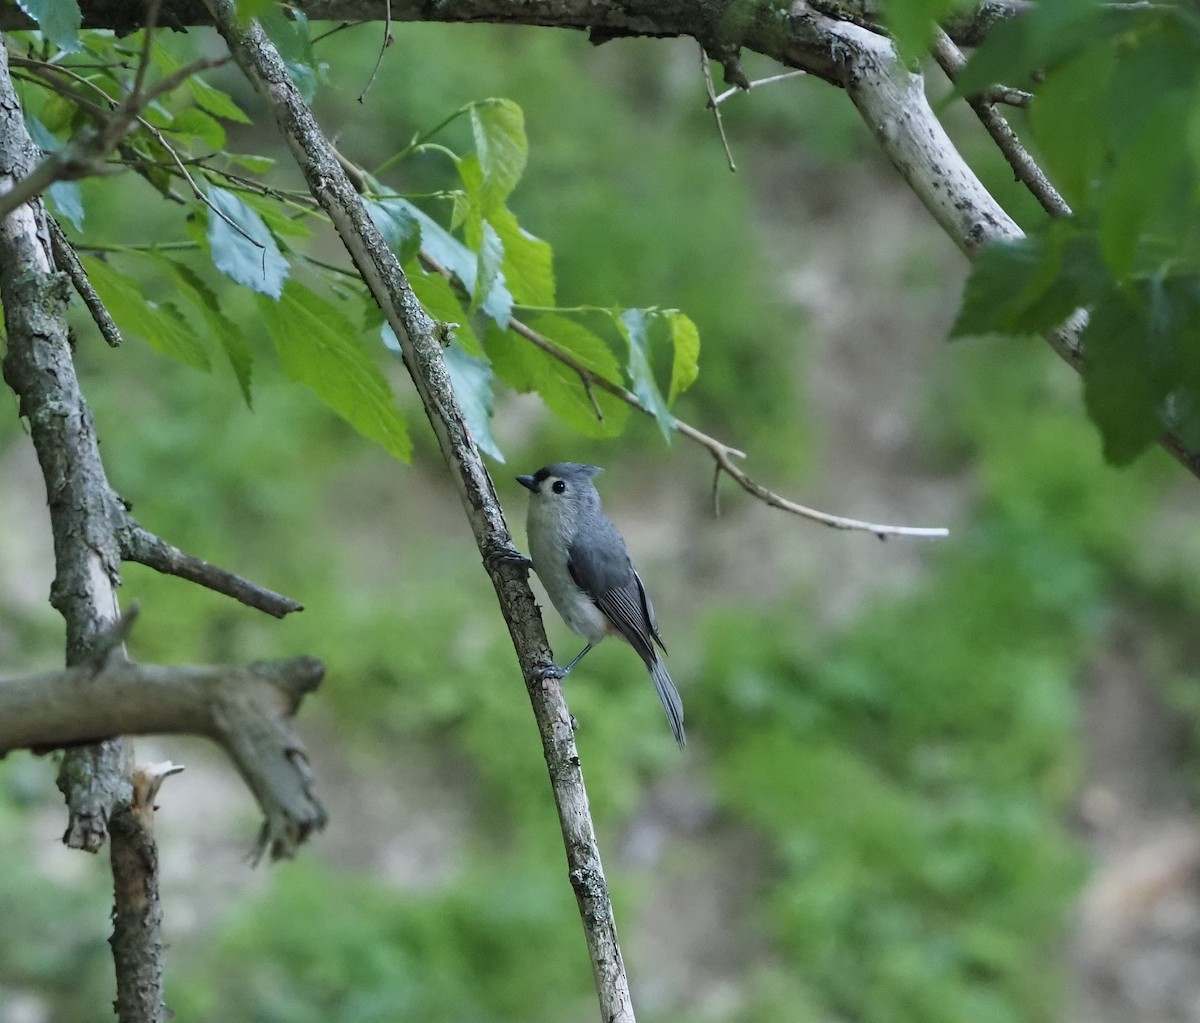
[9,14,706,464]
[950,1,1200,465]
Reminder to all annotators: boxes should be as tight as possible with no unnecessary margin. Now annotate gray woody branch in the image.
[1,36,168,1022]
[200,1,636,1019]
[0,0,1042,46]
[0,653,328,862]
[0,36,306,1023]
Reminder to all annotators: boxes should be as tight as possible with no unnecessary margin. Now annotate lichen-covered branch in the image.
[202,2,635,1017]
[0,35,162,1023]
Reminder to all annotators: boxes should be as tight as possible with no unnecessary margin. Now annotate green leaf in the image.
[470,220,505,317]
[956,0,1115,96]
[469,99,527,211]
[152,254,254,405]
[408,270,482,358]
[456,153,484,230]
[205,185,289,298]
[950,231,1083,340]
[14,0,81,52]
[189,76,252,124]
[258,5,325,102]
[1081,286,1166,465]
[443,344,504,462]
[1028,47,1114,210]
[47,181,84,231]
[366,198,422,266]
[80,257,210,370]
[167,108,226,150]
[386,195,514,328]
[489,205,555,307]
[258,283,411,461]
[666,311,701,405]
[228,153,276,174]
[883,0,960,65]
[521,315,630,438]
[236,0,277,19]
[1100,93,1191,278]
[28,115,87,229]
[239,190,312,240]
[616,308,673,440]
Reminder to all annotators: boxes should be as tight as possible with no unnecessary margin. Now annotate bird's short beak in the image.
[516,475,537,492]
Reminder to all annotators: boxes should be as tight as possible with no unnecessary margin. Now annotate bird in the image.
[516,462,685,746]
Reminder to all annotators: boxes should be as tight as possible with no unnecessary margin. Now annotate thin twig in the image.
[130,0,163,101]
[711,69,807,107]
[417,250,947,539]
[48,217,124,347]
[357,0,393,103]
[699,46,736,173]
[120,521,304,618]
[931,28,1070,219]
[0,51,229,223]
[583,376,605,422]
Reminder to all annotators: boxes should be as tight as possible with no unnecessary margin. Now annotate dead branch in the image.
[0,655,327,861]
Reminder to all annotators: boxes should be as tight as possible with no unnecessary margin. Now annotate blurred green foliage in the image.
[2,7,1198,1023]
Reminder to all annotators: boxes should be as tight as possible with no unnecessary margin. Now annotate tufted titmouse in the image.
[516,462,685,747]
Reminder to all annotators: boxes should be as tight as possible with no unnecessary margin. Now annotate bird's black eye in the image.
[552,479,567,494]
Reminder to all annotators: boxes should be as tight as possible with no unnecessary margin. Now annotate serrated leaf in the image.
[367,198,422,266]
[81,257,210,369]
[520,314,629,438]
[228,153,276,174]
[46,181,84,231]
[489,205,555,306]
[956,0,1111,96]
[1101,94,1190,278]
[469,99,527,211]
[471,220,504,316]
[1028,48,1114,209]
[152,254,254,405]
[258,5,325,102]
[951,233,1074,339]
[189,76,252,124]
[617,308,673,440]
[884,0,960,65]
[258,283,410,461]
[443,344,504,461]
[385,195,514,328]
[456,153,484,231]
[408,270,482,358]
[205,185,289,298]
[28,118,87,230]
[167,108,226,150]
[239,190,312,240]
[666,311,700,405]
[15,0,82,52]
[1081,286,1165,465]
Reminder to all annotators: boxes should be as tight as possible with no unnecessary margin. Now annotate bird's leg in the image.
[563,643,594,675]
[482,535,532,573]
[534,642,592,682]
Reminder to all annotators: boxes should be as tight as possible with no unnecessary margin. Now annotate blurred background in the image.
[3,20,1200,1023]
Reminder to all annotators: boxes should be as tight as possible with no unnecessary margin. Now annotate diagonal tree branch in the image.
[202,2,636,1018]
[120,521,305,617]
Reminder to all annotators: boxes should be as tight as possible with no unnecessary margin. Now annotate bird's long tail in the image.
[650,657,686,747]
